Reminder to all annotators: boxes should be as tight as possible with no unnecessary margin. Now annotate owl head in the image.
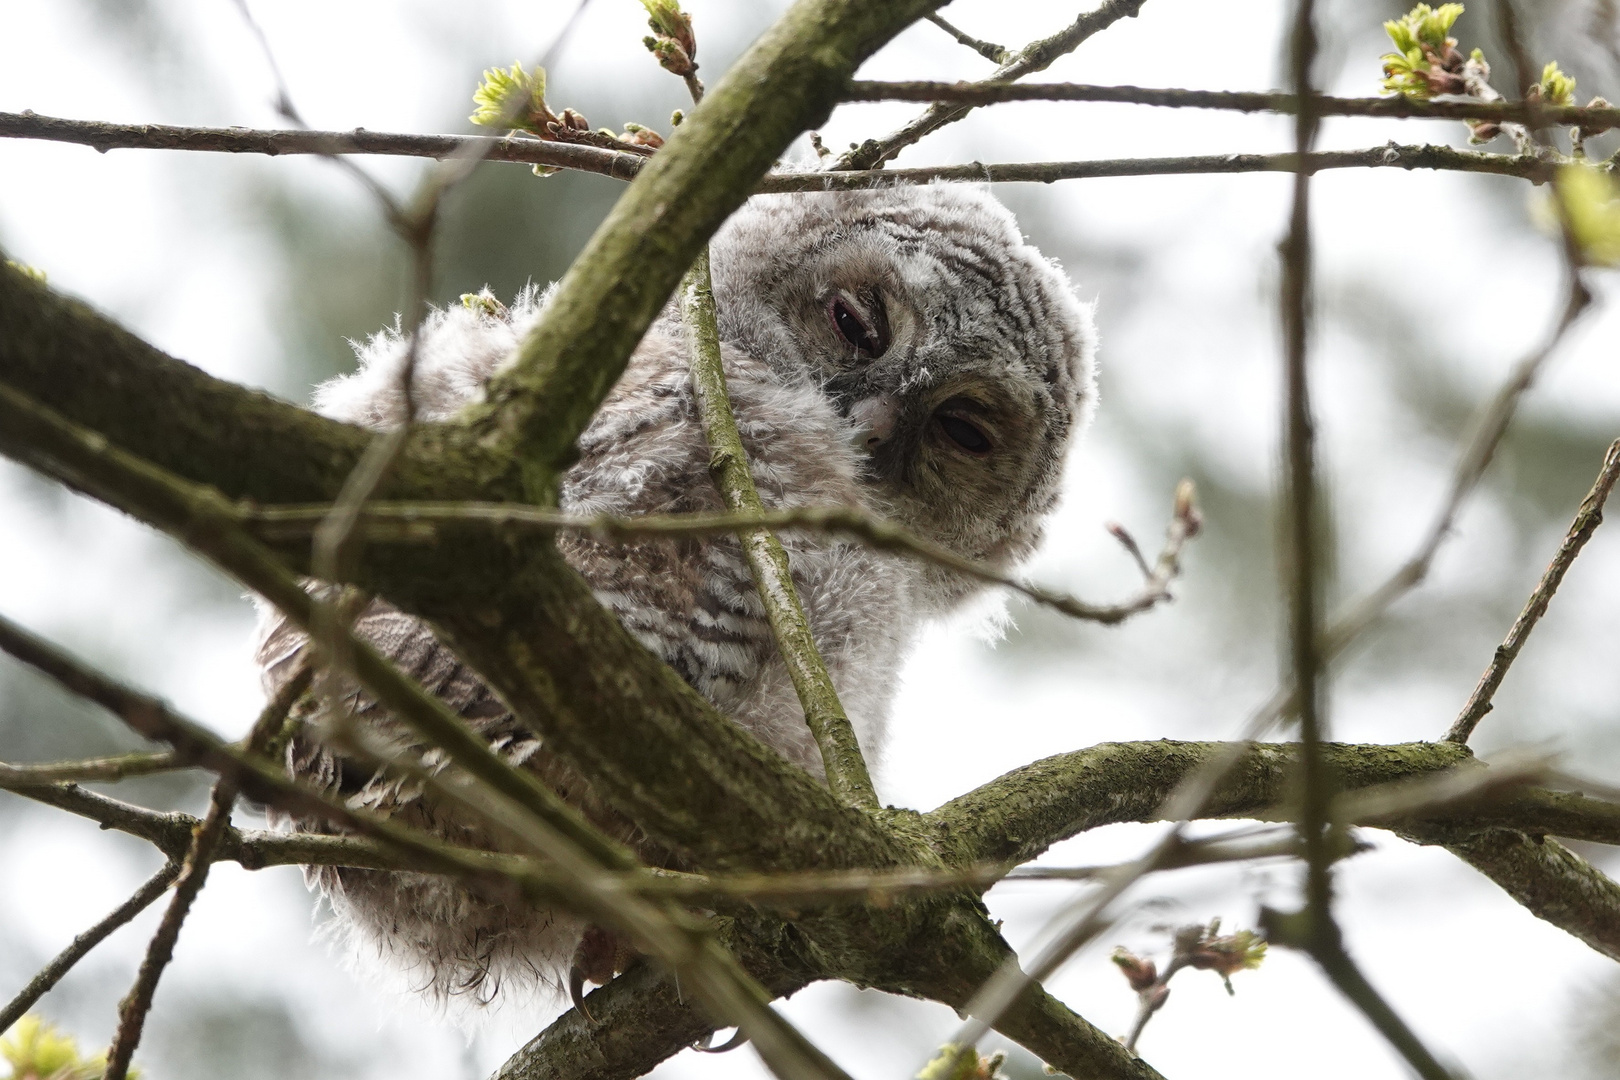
[708,184,1097,595]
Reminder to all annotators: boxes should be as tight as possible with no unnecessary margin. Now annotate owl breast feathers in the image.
[255,184,1096,1006]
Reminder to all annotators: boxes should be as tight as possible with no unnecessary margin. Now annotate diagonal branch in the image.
[101,663,311,1080]
[681,247,877,807]
[924,13,1010,64]
[1448,441,1620,742]
[1416,828,1620,963]
[0,860,180,1035]
[0,605,853,1080]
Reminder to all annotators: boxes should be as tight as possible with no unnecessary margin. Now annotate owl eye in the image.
[827,294,888,359]
[934,408,993,456]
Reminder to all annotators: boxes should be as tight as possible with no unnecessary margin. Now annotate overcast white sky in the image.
[3,2,1620,1079]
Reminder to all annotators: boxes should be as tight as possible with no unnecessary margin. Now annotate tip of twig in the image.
[1173,478,1202,537]
[1106,521,1154,579]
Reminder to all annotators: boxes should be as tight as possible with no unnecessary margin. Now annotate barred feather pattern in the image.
[254,184,1096,1010]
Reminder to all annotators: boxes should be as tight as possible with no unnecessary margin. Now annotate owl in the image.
[255,183,1096,1009]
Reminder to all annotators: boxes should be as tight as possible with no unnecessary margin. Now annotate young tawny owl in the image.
[255,184,1096,1008]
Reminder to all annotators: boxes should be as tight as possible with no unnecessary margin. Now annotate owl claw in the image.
[691,1028,749,1054]
[569,963,595,1024]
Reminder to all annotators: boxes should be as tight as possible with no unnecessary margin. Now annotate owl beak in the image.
[849,394,898,452]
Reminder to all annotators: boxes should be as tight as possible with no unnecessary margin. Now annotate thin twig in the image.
[102,662,312,1080]
[0,111,645,176]
[842,80,1620,129]
[0,861,180,1035]
[1274,6,1452,1077]
[0,113,1572,186]
[0,751,182,784]
[1448,439,1620,743]
[1278,0,1332,932]
[924,14,1011,64]
[834,0,1151,170]
[680,247,877,808]
[242,496,1196,626]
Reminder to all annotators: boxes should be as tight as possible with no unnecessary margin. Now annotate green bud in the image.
[636,0,696,59]
[1537,60,1576,107]
[469,61,551,133]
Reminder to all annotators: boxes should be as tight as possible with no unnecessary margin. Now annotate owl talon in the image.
[692,1028,749,1053]
[568,963,596,1023]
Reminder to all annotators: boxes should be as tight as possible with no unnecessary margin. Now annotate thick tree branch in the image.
[903,916,1164,1080]
[1417,829,1620,963]
[0,368,918,884]
[495,914,819,1080]
[0,265,506,507]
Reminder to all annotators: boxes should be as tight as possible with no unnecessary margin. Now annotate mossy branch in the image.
[680,247,876,808]
[0,605,851,1080]
[0,269,910,878]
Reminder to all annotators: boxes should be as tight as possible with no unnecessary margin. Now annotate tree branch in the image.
[841,81,1620,129]
[0,860,180,1035]
[0,110,647,179]
[834,0,1151,170]
[681,247,877,808]
[1417,828,1620,963]
[0,112,1572,189]
[924,14,1010,64]
[244,499,1187,626]
[1448,438,1620,743]
[102,664,311,1080]
[0,751,183,784]
[811,144,1562,186]
[0,607,853,1080]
